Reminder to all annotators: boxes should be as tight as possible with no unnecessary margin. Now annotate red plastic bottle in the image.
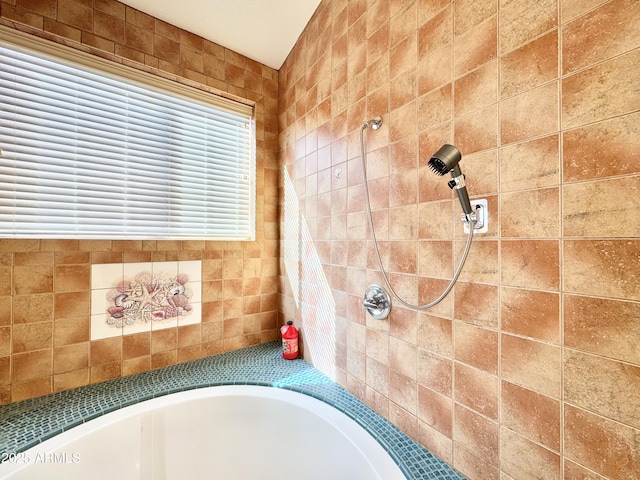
[281,321,299,360]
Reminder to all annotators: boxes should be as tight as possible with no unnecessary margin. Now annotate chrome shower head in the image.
[428,144,473,217]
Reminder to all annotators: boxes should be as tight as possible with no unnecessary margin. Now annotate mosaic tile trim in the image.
[0,342,466,480]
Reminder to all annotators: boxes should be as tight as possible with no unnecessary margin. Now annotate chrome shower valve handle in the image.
[363,284,391,320]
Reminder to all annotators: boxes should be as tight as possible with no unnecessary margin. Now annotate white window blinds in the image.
[0,29,255,240]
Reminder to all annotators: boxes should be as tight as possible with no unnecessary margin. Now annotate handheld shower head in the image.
[428,144,462,176]
[428,144,474,217]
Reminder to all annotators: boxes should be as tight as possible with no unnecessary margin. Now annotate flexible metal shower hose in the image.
[359,122,477,310]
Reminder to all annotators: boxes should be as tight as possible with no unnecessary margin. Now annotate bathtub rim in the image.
[0,342,465,480]
[0,384,406,480]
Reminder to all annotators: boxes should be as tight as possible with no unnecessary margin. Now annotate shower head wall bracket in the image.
[462,199,488,233]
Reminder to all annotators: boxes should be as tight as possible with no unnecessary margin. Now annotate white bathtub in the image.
[0,385,406,480]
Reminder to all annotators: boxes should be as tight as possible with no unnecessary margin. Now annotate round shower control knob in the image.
[363,284,391,320]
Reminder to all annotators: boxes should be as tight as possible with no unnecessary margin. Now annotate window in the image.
[0,28,255,240]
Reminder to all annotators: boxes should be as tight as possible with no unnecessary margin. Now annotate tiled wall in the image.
[0,0,280,404]
[1,0,638,478]
[278,0,639,479]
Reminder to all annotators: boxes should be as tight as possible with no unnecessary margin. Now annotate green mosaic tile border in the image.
[0,342,466,480]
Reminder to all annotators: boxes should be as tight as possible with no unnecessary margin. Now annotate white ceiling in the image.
[118,0,321,70]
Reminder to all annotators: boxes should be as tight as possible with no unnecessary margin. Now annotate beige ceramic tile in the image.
[560,0,609,23]
[500,82,559,145]
[13,265,53,295]
[564,405,640,479]
[563,240,640,301]
[389,170,418,207]
[500,30,558,99]
[150,328,177,354]
[55,265,91,293]
[501,187,559,238]
[417,423,454,467]
[452,447,500,480]
[0,300,10,327]
[454,61,498,117]
[454,104,498,155]
[418,7,451,60]
[389,241,416,275]
[454,0,497,36]
[500,135,560,192]
[417,0,451,26]
[454,403,499,466]
[454,362,498,419]
[462,149,499,197]
[54,343,89,375]
[418,277,453,316]
[418,240,452,278]
[0,356,10,387]
[417,349,452,396]
[500,427,561,479]
[501,287,560,343]
[366,356,390,398]
[563,176,640,238]
[12,350,52,383]
[564,349,640,428]
[390,306,418,344]
[389,336,417,380]
[389,0,416,48]
[564,460,610,480]
[417,313,452,358]
[499,0,558,55]
[53,291,91,318]
[501,333,561,398]
[418,385,452,436]
[12,322,52,354]
[562,0,640,75]
[562,49,640,130]
[53,315,90,347]
[565,294,640,364]
[90,337,122,366]
[418,169,452,205]
[389,370,417,415]
[418,84,452,131]
[0,270,10,299]
[453,16,497,77]
[11,378,52,403]
[122,356,151,377]
[454,321,498,374]
[562,112,640,182]
[122,332,151,360]
[454,282,499,328]
[417,44,452,95]
[12,294,53,324]
[501,380,561,450]
[455,239,500,284]
[501,240,560,290]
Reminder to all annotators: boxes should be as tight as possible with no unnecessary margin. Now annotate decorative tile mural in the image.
[91,261,202,340]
